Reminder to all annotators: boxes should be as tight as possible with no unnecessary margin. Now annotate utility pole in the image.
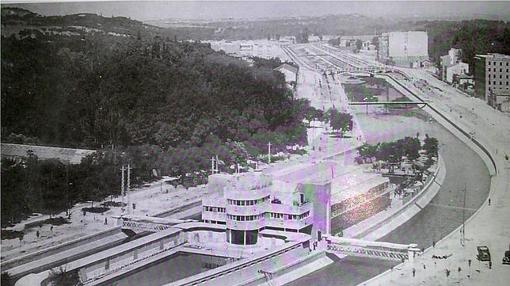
[461,184,467,246]
[127,164,131,215]
[121,165,125,215]
[120,164,133,215]
[268,142,272,164]
[211,156,216,174]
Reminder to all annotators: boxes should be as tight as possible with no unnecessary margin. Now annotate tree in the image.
[358,143,379,161]
[327,109,353,136]
[1,272,13,286]
[48,266,81,286]
[423,134,439,158]
[354,39,363,53]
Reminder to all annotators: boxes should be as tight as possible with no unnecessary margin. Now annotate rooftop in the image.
[275,63,299,74]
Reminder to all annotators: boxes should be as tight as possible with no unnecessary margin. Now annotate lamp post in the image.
[363,97,369,115]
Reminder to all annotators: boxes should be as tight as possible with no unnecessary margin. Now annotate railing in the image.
[122,220,173,232]
[386,73,497,175]
[324,236,421,262]
[327,243,408,261]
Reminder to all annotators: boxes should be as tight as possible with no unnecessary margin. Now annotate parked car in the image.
[503,249,510,265]
[477,246,491,262]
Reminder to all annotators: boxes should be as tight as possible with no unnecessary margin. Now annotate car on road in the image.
[477,246,491,262]
[503,251,510,265]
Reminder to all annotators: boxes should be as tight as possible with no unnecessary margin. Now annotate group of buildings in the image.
[201,162,392,246]
[337,31,510,112]
[440,49,510,112]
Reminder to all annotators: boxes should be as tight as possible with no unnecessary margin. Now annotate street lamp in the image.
[363,97,369,115]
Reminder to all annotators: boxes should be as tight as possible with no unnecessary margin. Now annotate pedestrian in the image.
[446,269,450,278]
[468,259,472,267]
[458,266,461,273]
[50,226,53,232]
[104,217,108,225]
[36,230,40,239]
[412,268,416,277]
[488,198,491,206]
[432,240,436,248]
[423,264,426,270]
[489,261,492,269]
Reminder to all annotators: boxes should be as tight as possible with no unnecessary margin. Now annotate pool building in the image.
[202,161,392,246]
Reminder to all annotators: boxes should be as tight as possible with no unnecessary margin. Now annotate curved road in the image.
[286,111,491,286]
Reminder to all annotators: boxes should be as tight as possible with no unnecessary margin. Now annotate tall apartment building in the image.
[378,31,429,67]
[475,53,510,112]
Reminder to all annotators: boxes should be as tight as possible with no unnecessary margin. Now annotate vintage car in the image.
[477,246,491,262]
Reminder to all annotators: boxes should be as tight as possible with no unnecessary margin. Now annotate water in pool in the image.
[111,252,229,286]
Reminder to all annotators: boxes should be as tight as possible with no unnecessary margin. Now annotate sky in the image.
[3,1,510,21]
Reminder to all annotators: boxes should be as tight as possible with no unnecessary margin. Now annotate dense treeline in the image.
[1,32,311,226]
[2,34,306,151]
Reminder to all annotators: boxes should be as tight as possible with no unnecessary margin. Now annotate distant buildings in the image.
[378,31,429,67]
[475,53,510,112]
[339,35,376,49]
[440,48,470,84]
[207,40,291,61]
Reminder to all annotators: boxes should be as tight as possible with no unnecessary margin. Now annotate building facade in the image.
[378,31,428,67]
[202,163,392,246]
[475,53,510,111]
[202,173,313,246]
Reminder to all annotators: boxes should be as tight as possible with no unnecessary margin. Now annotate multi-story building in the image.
[202,172,312,246]
[202,162,392,246]
[475,53,510,111]
[378,31,429,67]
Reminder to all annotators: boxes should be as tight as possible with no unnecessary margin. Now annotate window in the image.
[488,68,491,72]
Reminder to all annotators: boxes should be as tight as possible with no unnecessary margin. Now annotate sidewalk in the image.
[1,179,211,261]
[361,69,510,286]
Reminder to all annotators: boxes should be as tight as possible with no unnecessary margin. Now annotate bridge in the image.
[348,101,426,106]
[324,236,422,262]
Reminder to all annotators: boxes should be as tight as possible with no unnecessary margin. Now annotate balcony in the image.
[226,219,265,231]
[202,211,226,222]
[268,201,312,215]
[226,203,268,216]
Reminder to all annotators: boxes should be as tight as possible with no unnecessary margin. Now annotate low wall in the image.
[2,227,124,271]
[357,72,500,286]
[165,239,309,286]
[353,155,444,240]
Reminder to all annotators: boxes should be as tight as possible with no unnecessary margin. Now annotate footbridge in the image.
[115,215,197,233]
[324,236,422,262]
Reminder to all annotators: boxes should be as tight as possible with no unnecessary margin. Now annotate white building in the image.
[441,48,469,83]
[202,172,312,245]
[446,62,469,83]
[379,31,429,67]
[201,162,392,245]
